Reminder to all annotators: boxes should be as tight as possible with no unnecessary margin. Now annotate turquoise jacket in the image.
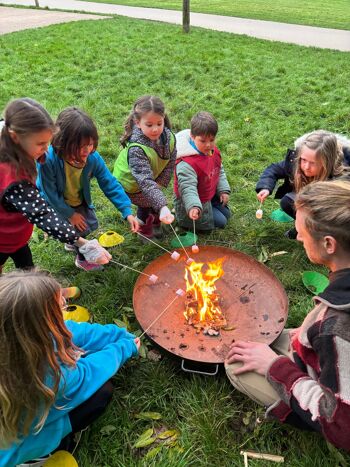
[36,146,132,220]
[0,321,137,467]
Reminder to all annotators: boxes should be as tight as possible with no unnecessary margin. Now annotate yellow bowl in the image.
[44,450,78,467]
[63,304,90,322]
[99,230,125,247]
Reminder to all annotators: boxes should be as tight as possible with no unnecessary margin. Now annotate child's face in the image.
[136,112,164,141]
[299,147,321,178]
[11,128,53,160]
[191,133,216,156]
[69,138,94,167]
[296,208,325,265]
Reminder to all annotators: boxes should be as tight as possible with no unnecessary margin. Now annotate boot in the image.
[137,214,155,243]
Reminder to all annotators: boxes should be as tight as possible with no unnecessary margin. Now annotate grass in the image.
[78,0,350,30]
[1,14,350,466]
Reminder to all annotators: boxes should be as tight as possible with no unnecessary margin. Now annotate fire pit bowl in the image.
[133,246,288,368]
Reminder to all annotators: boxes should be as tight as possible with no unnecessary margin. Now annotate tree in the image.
[183,0,190,33]
[34,0,39,6]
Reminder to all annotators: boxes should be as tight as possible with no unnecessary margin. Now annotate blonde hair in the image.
[0,270,79,447]
[293,130,345,193]
[295,180,350,252]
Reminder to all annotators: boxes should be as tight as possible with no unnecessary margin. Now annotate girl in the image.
[113,96,176,241]
[0,98,111,273]
[0,270,139,466]
[37,107,138,272]
[256,130,350,238]
[226,180,350,453]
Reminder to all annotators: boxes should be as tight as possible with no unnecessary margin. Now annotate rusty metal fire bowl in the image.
[133,246,288,364]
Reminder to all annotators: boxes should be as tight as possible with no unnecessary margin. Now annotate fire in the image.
[184,258,226,331]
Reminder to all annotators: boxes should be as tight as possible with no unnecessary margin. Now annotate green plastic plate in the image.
[302,271,329,295]
[170,231,198,248]
[270,208,294,223]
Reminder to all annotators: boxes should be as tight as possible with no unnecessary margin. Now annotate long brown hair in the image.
[52,107,99,163]
[120,95,171,147]
[293,130,345,193]
[0,270,79,447]
[295,180,350,253]
[0,98,54,181]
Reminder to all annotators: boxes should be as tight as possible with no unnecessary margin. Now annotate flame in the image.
[184,257,225,323]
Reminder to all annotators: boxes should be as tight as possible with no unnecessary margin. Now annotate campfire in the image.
[184,258,227,335]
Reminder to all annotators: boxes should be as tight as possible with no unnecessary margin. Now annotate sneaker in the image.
[75,256,104,272]
[284,227,297,240]
[61,286,81,300]
[64,243,76,252]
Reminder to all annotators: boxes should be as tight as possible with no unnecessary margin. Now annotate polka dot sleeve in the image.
[3,181,79,245]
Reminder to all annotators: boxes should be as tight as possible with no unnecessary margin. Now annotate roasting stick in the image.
[137,232,173,254]
[169,223,191,259]
[240,451,284,464]
[110,259,154,279]
[139,295,179,339]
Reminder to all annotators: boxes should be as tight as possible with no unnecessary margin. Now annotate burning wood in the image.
[184,258,226,335]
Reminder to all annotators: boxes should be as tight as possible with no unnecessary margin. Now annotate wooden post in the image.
[183,0,190,33]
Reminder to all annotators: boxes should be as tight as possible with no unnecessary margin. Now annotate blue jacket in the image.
[0,321,137,467]
[36,146,132,220]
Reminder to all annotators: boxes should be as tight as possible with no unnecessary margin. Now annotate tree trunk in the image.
[183,0,190,33]
[35,0,39,6]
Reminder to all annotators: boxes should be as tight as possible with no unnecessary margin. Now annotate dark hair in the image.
[0,98,54,180]
[120,96,171,147]
[52,107,98,162]
[190,112,218,137]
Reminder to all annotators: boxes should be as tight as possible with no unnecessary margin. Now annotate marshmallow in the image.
[171,251,180,261]
[192,245,199,254]
[149,274,158,284]
[256,209,263,219]
[176,288,186,297]
[186,257,194,265]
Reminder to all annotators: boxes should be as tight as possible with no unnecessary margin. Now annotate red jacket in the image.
[174,147,222,203]
[0,163,33,253]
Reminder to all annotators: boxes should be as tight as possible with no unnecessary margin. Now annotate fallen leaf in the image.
[147,349,162,362]
[139,343,148,358]
[133,428,156,448]
[222,325,235,331]
[145,445,162,459]
[270,251,288,257]
[157,429,178,440]
[113,319,127,328]
[258,245,269,263]
[135,412,162,420]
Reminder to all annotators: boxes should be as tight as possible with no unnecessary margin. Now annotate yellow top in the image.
[64,161,83,207]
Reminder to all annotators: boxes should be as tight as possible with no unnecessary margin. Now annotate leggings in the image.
[0,244,34,270]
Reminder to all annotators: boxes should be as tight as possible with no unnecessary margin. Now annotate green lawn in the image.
[79,0,350,30]
[1,15,350,467]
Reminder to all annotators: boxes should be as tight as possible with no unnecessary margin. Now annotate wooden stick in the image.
[240,451,284,463]
[139,295,179,338]
[243,452,248,467]
[169,223,190,259]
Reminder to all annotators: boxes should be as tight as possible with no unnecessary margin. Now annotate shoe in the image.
[75,256,104,271]
[64,243,76,252]
[61,286,81,300]
[152,213,163,239]
[284,227,297,240]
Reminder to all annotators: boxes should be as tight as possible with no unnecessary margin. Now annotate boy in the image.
[173,112,231,231]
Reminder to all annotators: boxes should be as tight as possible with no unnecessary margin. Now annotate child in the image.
[0,270,139,466]
[226,180,350,452]
[0,98,111,274]
[173,112,231,231]
[37,107,138,271]
[113,96,176,240]
[256,130,350,238]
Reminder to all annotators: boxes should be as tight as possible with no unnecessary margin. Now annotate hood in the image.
[315,268,350,311]
[175,129,200,159]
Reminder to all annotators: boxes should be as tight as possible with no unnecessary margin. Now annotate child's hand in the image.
[159,206,174,224]
[134,337,141,351]
[220,193,230,205]
[257,189,270,203]
[189,208,200,220]
[127,215,140,233]
[69,212,87,232]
